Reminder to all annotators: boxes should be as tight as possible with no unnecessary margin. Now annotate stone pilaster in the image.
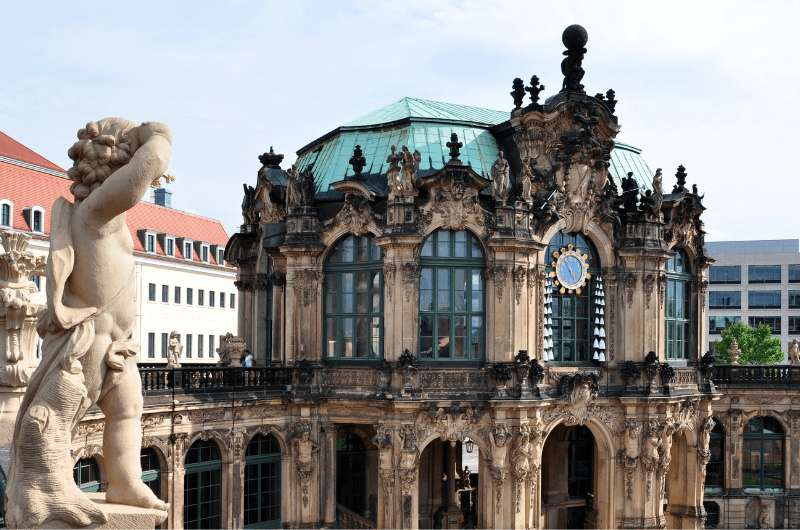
[376,234,422,362]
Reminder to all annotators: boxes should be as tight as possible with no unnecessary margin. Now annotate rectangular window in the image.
[0,203,10,226]
[161,332,168,358]
[710,265,741,284]
[201,245,209,262]
[148,283,156,302]
[209,335,215,357]
[198,335,204,358]
[161,284,169,303]
[209,291,215,307]
[217,249,224,264]
[790,265,800,283]
[709,316,741,334]
[220,292,225,308]
[184,241,193,260]
[186,334,193,358]
[165,237,174,256]
[709,291,741,309]
[32,210,42,232]
[790,317,800,334]
[146,233,155,253]
[748,290,781,309]
[147,333,155,358]
[789,290,800,309]
[230,293,236,308]
[665,277,689,359]
[748,316,781,334]
[174,286,181,304]
[198,289,205,306]
[749,265,781,283]
[187,287,193,305]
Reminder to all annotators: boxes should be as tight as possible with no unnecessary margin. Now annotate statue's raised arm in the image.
[7,118,172,529]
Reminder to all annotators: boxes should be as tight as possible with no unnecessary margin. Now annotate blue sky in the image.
[2,1,798,241]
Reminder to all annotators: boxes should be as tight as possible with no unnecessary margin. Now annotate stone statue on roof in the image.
[286,164,303,209]
[386,145,403,200]
[7,118,171,528]
[491,150,511,204]
[399,146,421,196]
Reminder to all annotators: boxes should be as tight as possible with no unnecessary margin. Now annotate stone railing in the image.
[713,364,800,387]
[336,504,375,530]
[139,366,293,395]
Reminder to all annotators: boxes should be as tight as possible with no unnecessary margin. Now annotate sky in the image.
[2,1,798,241]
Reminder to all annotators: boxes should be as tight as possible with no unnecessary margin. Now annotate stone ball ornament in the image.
[549,244,591,295]
[562,24,588,51]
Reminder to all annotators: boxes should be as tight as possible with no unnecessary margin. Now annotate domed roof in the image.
[295,97,652,193]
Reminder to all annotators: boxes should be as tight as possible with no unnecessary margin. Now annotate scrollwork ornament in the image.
[513,265,527,305]
[383,263,396,301]
[488,265,508,302]
[292,269,321,307]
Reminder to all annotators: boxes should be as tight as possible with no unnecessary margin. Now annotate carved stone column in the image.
[320,421,337,526]
[377,235,422,362]
[169,433,189,530]
[282,250,323,363]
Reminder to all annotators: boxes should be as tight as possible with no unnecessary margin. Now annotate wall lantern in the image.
[465,438,475,454]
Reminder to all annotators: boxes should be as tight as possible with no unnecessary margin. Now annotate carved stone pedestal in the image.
[40,494,168,529]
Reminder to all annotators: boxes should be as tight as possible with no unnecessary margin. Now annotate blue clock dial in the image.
[555,252,587,291]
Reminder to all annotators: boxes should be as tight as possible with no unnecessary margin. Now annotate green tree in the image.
[714,322,783,365]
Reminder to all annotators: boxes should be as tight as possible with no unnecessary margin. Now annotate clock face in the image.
[550,245,590,294]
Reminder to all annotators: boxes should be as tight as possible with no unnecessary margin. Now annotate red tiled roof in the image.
[0,130,63,171]
[0,144,230,265]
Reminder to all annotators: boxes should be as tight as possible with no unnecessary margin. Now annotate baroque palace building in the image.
[37,24,799,530]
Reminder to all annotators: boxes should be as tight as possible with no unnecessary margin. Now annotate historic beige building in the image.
[7,23,798,530]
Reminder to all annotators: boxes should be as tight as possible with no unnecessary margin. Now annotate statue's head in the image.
[67,118,138,201]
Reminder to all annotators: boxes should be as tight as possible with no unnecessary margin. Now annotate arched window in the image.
[73,457,101,492]
[323,234,383,359]
[545,232,602,362]
[419,230,485,361]
[141,447,162,500]
[665,250,691,359]
[705,419,724,490]
[184,439,222,529]
[743,416,784,491]
[244,434,282,528]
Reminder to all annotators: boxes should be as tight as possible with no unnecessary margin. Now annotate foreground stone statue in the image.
[6,119,172,528]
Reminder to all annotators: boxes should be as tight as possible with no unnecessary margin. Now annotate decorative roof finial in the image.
[349,144,366,177]
[258,146,284,168]
[604,89,617,113]
[511,78,526,109]
[560,24,588,93]
[446,132,463,162]
[673,165,688,193]
[526,76,545,106]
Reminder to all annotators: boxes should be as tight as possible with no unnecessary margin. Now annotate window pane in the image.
[709,291,741,309]
[749,265,781,283]
[454,231,467,257]
[341,318,353,357]
[355,317,369,358]
[437,315,450,357]
[371,272,381,313]
[748,290,781,309]
[454,269,467,312]
[419,315,433,358]
[436,231,450,257]
[710,265,741,284]
[437,269,450,311]
[470,316,483,357]
[453,315,466,358]
[355,272,368,313]
[342,273,354,313]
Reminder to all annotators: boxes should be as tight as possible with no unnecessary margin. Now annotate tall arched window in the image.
[705,419,724,490]
[324,235,383,359]
[141,447,162,500]
[743,416,784,491]
[184,439,222,529]
[244,434,282,528]
[545,232,601,362]
[419,230,485,361]
[665,250,691,359]
[73,457,101,492]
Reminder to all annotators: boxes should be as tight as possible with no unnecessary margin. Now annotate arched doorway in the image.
[335,427,378,527]
[541,425,596,529]
[418,439,481,529]
[244,433,282,528]
[184,439,222,529]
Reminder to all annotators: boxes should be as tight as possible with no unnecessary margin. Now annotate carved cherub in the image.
[8,119,171,528]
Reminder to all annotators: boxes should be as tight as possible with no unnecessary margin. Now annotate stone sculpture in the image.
[788,339,800,365]
[561,24,588,92]
[7,118,171,528]
[491,150,511,204]
[217,332,244,367]
[0,231,45,387]
[166,330,183,368]
[728,338,742,365]
[285,165,303,208]
[399,146,422,196]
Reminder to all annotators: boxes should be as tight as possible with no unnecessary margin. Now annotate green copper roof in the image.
[296,97,653,192]
[344,97,510,127]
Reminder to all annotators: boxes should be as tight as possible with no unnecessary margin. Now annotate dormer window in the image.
[24,205,45,233]
[217,248,224,265]
[201,244,209,263]
[145,231,156,254]
[0,200,13,228]
[183,240,194,260]
[165,236,175,257]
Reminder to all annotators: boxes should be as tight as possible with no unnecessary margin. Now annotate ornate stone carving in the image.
[166,330,183,367]
[513,265,527,305]
[510,423,535,513]
[0,231,45,387]
[292,269,320,307]
[788,339,800,365]
[285,165,316,209]
[491,151,511,204]
[643,273,656,309]
[487,265,508,302]
[401,262,420,303]
[416,403,482,445]
[373,423,393,449]
[624,272,636,307]
[216,333,245,368]
[383,263,396,301]
[559,373,599,425]
[327,194,377,236]
[617,418,642,500]
[640,420,661,499]
[291,421,319,509]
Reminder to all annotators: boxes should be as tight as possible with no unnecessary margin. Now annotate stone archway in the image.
[540,424,596,529]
